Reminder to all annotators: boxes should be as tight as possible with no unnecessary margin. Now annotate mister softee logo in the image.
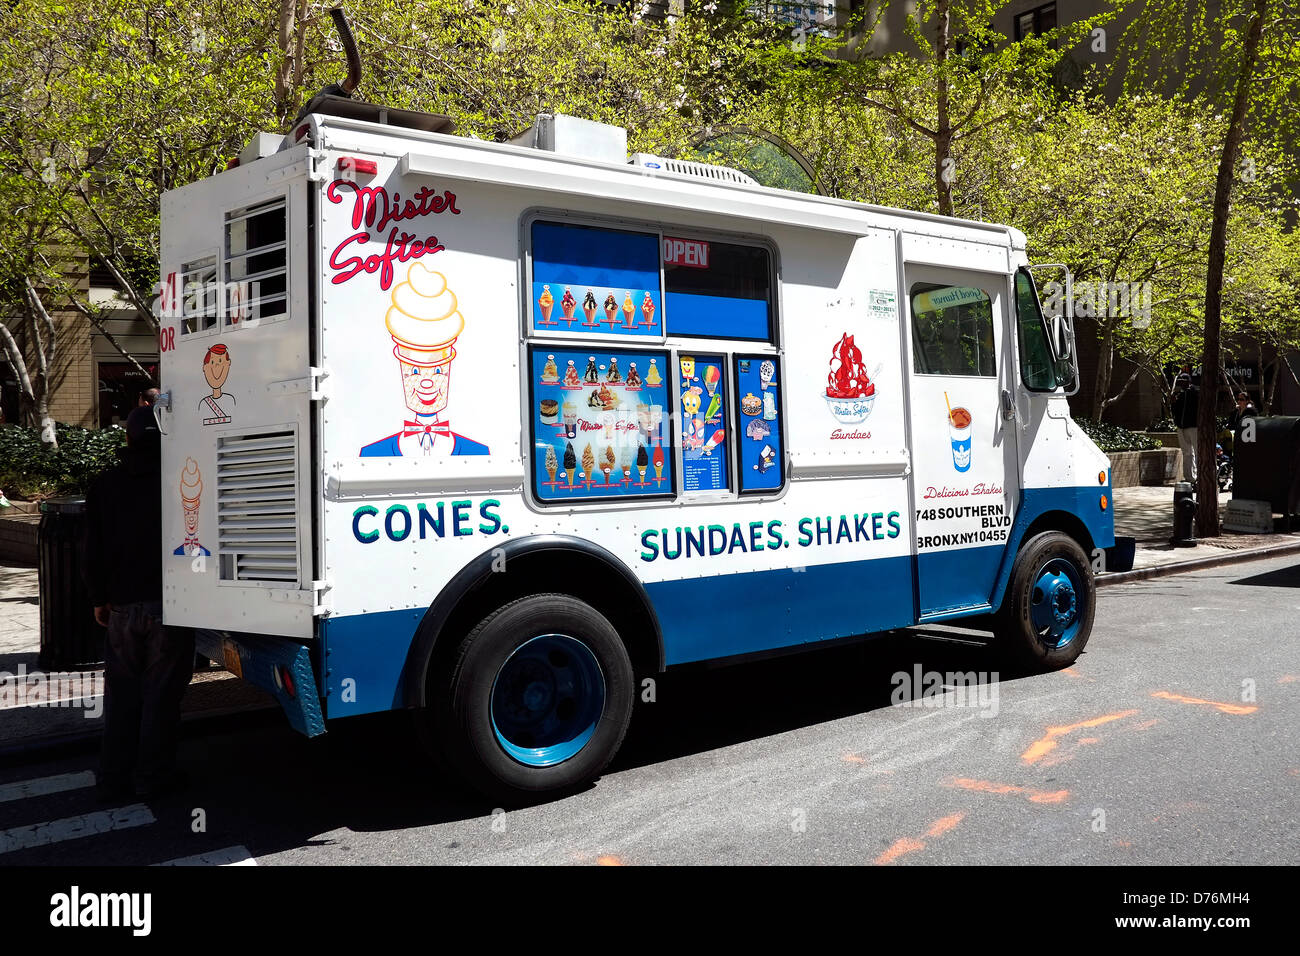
[326,180,461,289]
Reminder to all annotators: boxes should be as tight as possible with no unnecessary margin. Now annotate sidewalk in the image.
[0,561,275,753]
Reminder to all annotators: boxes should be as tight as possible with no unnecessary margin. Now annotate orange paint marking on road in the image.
[1151,691,1257,715]
[947,777,1069,804]
[875,837,925,865]
[1278,675,1298,684]
[1114,840,1133,848]
[595,855,624,866]
[1021,710,1140,764]
[1134,719,1161,730]
[926,812,966,837]
[842,753,866,764]
[1078,736,1100,745]
[1063,668,1083,678]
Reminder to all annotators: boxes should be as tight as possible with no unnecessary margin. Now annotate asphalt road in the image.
[2,554,1297,866]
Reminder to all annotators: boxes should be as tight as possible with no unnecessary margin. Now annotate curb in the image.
[1097,538,1300,586]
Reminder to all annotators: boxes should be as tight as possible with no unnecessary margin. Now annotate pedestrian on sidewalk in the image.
[1172,371,1199,483]
[84,406,193,800]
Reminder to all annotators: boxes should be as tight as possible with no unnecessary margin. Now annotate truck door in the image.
[902,260,1020,616]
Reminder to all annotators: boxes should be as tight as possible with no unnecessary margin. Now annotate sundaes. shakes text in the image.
[326,181,461,290]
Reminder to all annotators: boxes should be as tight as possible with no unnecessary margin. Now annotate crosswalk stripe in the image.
[0,804,155,855]
[0,771,96,804]
[156,845,257,866]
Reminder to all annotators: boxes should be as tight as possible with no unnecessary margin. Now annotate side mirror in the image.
[1051,315,1072,362]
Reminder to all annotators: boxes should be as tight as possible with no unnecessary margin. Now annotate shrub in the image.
[1075,418,1162,452]
[0,423,126,500]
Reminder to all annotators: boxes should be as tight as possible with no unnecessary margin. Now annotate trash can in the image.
[1233,416,1300,528]
[37,496,105,671]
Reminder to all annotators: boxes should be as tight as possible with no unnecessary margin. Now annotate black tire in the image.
[426,593,634,803]
[993,531,1095,672]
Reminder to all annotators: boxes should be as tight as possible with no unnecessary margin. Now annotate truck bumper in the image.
[195,629,326,737]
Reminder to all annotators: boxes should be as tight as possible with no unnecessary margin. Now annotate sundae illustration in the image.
[754,443,777,474]
[625,362,642,388]
[603,294,618,324]
[745,418,771,442]
[946,395,972,473]
[537,284,555,325]
[560,287,577,321]
[587,388,604,410]
[645,359,662,387]
[824,332,879,425]
[174,457,210,556]
[360,263,489,457]
[541,354,559,383]
[621,292,635,327]
[563,360,581,386]
[539,399,558,424]
[598,384,617,410]
[582,289,598,324]
[544,445,558,483]
[641,292,655,326]
[199,343,236,425]
[607,356,621,383]
[584,355,599,384]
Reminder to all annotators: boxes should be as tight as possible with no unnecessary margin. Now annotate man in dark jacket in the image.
[85,406,193,800]
[1171,371,1199,482]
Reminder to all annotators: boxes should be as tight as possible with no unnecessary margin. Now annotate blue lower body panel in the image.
[195,629,325,736]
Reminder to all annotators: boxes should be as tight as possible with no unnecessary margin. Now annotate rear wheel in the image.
[428,594,634,803]
[994,531,1095,671]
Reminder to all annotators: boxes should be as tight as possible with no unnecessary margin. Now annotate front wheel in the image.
[428,594,635,803]
[993,532,1095,671]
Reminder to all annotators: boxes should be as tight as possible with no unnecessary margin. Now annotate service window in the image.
[664,237,774,341]
[734,354,783,492]
[529,344,673,502]
[529,221,662,338]
[677,353,730,492]
[910,283,996,376]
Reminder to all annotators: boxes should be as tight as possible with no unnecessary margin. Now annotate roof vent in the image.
[629,153,759,186]
[507,113,628,164]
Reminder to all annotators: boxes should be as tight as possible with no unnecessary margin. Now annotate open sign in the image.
[664,237,709,269]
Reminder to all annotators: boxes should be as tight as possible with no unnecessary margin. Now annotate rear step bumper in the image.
[195,629,326,737]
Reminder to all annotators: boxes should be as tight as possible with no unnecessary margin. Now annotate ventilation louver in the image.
[216,430,300,585]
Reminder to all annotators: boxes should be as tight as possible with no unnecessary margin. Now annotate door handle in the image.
[1000,389,1016,422]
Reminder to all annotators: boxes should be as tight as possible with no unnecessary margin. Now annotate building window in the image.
[1014,1,1056,40]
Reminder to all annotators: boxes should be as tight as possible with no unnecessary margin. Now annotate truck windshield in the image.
[1015,269,1062,391]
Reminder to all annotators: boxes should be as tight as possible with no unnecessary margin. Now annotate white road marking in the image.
[156,845,257,866]
[0,804,155,855]
[0,771,96,804]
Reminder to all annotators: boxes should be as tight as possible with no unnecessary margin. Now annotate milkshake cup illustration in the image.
[562,401,578,439]
[948,403,972,472]
[537,284,554,324]
[602,410,615,439]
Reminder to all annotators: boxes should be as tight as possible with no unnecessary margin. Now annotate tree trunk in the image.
[1196,0,1267,537]
[934,0,954,216]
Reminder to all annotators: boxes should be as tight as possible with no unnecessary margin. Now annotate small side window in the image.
[179,255,218,334]
[225,198,288,327]
[1015,268,1059,391]
[910,283,996,377]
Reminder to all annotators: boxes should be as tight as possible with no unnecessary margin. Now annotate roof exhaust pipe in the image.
[291,6,362,128]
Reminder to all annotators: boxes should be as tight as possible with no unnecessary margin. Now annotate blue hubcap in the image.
[1029,559,1082,649]
[490,634,605,767]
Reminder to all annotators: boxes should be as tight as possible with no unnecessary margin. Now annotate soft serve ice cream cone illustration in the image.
[174,457,210,556]
[360,263,489,457]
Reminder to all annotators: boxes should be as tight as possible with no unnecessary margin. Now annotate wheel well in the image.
[415,547,662,704]
[1021,510,1095,557]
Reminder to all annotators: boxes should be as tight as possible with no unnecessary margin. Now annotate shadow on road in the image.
[1228,560,1300,589]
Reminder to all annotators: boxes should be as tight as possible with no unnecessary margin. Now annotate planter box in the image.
[1107,448,1180,487]
[1146,431,1180,449]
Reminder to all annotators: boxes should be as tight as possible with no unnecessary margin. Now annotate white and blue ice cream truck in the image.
[155,96,1113,800]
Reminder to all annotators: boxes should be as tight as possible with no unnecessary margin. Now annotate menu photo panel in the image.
[530,345,673,501]
[677,352,730,493]
[530,221,662,338]
[735,354,783,493]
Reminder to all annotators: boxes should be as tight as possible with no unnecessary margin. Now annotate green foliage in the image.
[0,423,126,499]
[1074,418,1161,452]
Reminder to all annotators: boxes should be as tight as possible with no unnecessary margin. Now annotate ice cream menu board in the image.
[530,346,672,501]
[679,354,729,493]
[735,355,783,492]
[530,222,661,339]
